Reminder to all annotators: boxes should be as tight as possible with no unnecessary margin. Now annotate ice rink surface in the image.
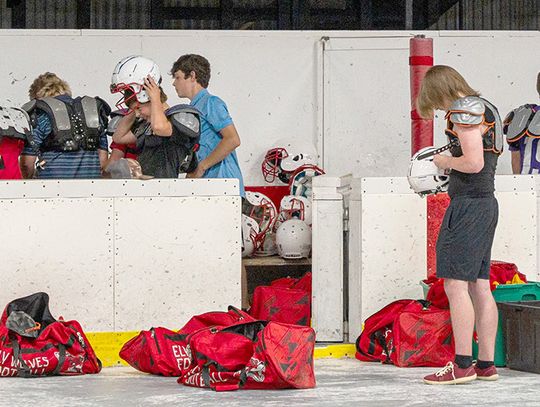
[1,358,539,407]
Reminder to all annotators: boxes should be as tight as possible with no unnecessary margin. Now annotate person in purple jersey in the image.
[505,72,540,174]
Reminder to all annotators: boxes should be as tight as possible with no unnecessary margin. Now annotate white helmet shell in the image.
[110,55,162,106]
[407,146,449,196]
[276,218,312,260]
[241,214,260,258]
[242,191,277,250]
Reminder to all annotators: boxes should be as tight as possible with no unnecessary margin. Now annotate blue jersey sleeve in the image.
[21,112,52,156]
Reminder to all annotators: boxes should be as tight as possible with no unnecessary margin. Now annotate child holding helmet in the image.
[417,65,502,385]
[110,55,200,179]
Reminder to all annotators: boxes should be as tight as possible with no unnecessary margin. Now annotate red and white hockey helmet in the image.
[242,191,277,251]
[289,165,325,199]
[261,140,318,184]
[275,219,312,259]
[110,55,162,110]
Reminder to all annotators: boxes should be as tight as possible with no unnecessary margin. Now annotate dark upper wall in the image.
[0,0,538,30]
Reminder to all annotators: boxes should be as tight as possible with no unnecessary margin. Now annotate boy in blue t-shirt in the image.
[170,54,244,196]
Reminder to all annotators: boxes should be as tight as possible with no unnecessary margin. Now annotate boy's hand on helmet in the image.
[143,75,161,102]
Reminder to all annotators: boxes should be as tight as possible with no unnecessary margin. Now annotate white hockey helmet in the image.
[242,191,277,251]
[262,140,318,184]
[241,214,260,258]
[407,146,449,196]
[276,219,312,260]
[110,55,162,109]
[289,165,325,199]
[275,195,312,231]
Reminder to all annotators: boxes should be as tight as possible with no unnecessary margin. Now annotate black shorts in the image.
[436,196,498,282]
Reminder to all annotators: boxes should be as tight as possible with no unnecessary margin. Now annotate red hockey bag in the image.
[119,306,253,377]
[250,272,311,326]
[355,299,415,363]
[390,301,454,367]
[180,320,316,391]
[271,272,312,293]
[0,292,101,377]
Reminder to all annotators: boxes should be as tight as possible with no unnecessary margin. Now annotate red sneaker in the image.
[423,362,477,385]
[474,364,499,381]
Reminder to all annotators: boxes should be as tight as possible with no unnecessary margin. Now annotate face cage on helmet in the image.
[110,82,143,112]
[416,175,449,196]
[242,225,259,256]
[262,147,288,183]
[283,197,306,221]
[274,197,306,232]
[244,201,276,248]
[288,164,325,194]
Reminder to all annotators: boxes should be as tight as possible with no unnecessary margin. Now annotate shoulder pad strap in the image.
[0,106,32,140]
[505,105,534,142]
[447,96,485,125]
[482,98,504,153]
[528,109,540,137]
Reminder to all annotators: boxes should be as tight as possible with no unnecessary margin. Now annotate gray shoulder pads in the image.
[448,96,485,125]
[171,111,200,136]
[529,109,540,137]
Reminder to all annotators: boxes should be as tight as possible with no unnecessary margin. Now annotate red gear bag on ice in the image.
[355,299,413,363]
[119,306,254,377]
[179,320,316,391]
[0,292,101,377]
[250,272,311,326]
[390,301,454,367]
[356,299,453,367]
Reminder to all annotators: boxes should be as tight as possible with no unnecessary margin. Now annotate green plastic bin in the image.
[473,282,540,366]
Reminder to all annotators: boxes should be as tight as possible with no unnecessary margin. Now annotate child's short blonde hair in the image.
[28,72,72,99]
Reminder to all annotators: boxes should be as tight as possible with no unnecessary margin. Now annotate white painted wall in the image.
[1,30,538,185]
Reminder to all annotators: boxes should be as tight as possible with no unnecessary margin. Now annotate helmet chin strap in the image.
[416,139,460,161]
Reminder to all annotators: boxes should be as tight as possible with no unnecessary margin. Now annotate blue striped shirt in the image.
[22,96,107,179]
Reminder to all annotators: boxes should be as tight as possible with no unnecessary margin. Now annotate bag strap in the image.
[202,362,243,392]
[9,332,69,377]
[10,334,32,378]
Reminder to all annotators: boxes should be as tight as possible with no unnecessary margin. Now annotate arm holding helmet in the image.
[144,76,173,137]
[433,124,484,173]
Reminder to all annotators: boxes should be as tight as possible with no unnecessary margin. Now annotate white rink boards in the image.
[312,175,539,342]
[0,179,241,332]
